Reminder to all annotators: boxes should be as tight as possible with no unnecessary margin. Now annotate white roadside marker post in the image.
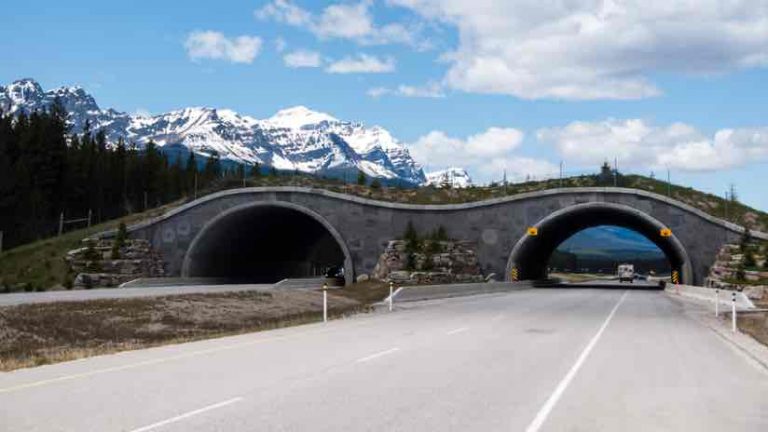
[731,291,737,333]
[389,282,394,312]
[715,289,719,317]
[323,283,328,323]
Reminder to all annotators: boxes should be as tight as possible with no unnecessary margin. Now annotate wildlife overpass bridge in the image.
[121,187,767,286]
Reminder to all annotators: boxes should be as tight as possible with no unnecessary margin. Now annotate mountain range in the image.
[425,167,472,188]
[0,78,435,185]
[557,226,665,260]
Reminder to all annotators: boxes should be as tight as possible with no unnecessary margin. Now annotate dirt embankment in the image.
[0,289,364,371]
[738,301,768,348]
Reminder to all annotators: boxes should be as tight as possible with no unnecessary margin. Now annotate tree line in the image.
[0,101,257,250]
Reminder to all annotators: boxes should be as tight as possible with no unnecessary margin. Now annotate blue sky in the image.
[2,0,768,210]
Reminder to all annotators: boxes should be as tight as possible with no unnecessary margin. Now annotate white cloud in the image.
[390,0,768,100]
[367,87,389,98]
[408,127,557,182]
[283,49,322,68]
[368,82,445,98]
[185,31,262,64]
[537,119,768,171]
[257,0,422,47]
[256,0,311,26]
[326,54,395,73]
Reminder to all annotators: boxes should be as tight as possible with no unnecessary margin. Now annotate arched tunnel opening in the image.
[548,225,672,283]
[508,203,693,286]
[183,204,350,284]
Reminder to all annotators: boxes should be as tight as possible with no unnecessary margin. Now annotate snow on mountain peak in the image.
[426,167,473,188]
[267,105,338,129]
[0,79,434,185]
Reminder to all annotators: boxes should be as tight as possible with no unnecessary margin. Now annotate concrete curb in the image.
[119,277,230,288]
[675,296,768,374]
[383,281,531,304]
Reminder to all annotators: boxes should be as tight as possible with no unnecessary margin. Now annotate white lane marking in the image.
[524,290,628,432]
[128,397,243,432]
[356,348,401,363]
[0,336,291,394]
[446,327,469,335]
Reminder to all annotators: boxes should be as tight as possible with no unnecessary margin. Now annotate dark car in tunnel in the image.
[324,266,345,286]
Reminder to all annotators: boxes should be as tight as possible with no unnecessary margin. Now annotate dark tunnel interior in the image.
[185,206,346,283]
[512,205,687,282]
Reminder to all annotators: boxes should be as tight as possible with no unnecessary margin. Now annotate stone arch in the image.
[506,202,694,284]
[182,201,354,285]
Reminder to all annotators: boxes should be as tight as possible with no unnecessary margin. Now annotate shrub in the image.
[83,241,102,272]
[370,179,382,189]
[432,225,448,242]
[63,274,74,290]
[743,250,757,268]
[734,264,746,281]
[111,222,128,259]
[740,227,752,253]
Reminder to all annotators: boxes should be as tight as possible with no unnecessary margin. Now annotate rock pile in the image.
[707,243,767,300]
[371,240,484,284]
[66,238,165,288]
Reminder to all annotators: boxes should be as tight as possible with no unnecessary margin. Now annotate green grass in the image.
[0,201,183,292]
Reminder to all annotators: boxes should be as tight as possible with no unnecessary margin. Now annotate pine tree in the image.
[203,152,221,184]
[357,170,367,185]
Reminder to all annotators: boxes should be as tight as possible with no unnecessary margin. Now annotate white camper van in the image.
[617,264,635,283]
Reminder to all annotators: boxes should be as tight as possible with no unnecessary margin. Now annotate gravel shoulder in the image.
[0,289,362,371]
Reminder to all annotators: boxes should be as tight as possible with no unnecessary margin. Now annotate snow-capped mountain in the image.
[0,78,426,184]
[425,167,473,188]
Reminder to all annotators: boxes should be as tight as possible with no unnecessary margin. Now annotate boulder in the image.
[389,271,411,282]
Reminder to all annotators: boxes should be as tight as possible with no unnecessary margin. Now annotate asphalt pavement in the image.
[1,288,766,431]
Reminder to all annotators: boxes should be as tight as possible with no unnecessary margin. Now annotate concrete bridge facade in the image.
[122,187,767,286]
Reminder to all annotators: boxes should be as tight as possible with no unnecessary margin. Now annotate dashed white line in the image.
[356,348,401,363]
[128,397,243,432]
[0,336,292,394]
[446,327,469,335]
[524,290,628,432]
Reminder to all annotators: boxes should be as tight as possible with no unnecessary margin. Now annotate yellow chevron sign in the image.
[672,270,680,284]
[660,228,672,237]
[527,227,539,236]
[510,267,519,281]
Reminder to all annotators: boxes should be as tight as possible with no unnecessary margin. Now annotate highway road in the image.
[1,289,767,431]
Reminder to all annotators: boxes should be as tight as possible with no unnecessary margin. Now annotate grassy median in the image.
[0,288,377,371]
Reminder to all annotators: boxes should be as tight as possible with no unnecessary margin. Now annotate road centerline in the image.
[128,397,243,432]
[356,347,401,363]
[524,290,629,432]
[446,327,469,335]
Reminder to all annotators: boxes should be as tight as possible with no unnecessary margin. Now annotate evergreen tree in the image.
[0,105,210,249]
[743,249,757,268]
[357,170,367,185]
[203,152,221,184]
